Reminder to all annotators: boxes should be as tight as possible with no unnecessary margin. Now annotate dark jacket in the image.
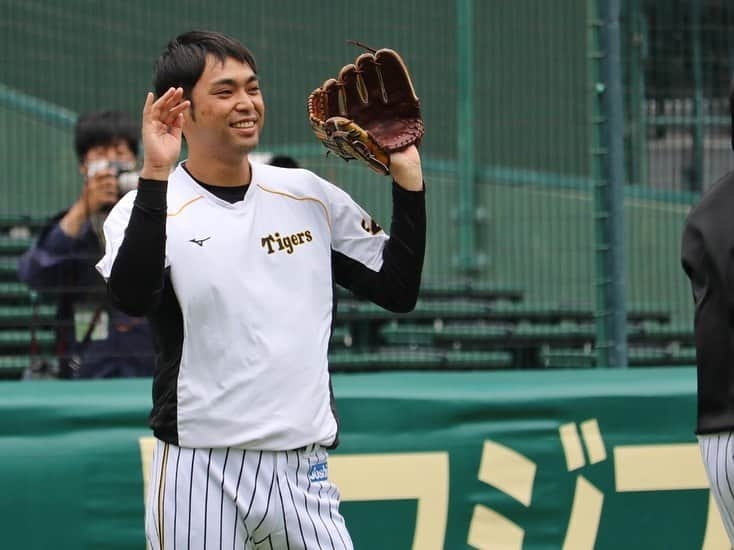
[17,212,155,378]
[681,171,734,434]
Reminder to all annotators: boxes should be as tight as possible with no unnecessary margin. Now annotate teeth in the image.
[232,121,255,128]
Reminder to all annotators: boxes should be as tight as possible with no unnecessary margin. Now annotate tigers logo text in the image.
[261,231,313,255]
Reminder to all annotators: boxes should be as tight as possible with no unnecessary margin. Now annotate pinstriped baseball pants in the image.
[146,439,354,550]
[698,433,734,547]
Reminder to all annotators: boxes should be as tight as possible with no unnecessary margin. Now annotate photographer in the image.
[17,110,155,378]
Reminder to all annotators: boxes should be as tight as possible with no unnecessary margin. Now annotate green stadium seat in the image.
[625,306,671,324]
[378,323,438,346]
[0,257,19,281]
[337,298,672,329]
[0,304,56,326]
[417,281,523,302]
[431,322,594,348]
[0,329,54,352]
[336,299,489,322]
[0,355,31,379]
[442,350,514,369]
[328,347,513,372]
[336,281,524,302]
[328,349,441,370]
[330,325,352,348]
[429,322,690,350]
[0,282,34,304]
[379,322,598,369]
[0,236,34,256]
[630,323,694,345]
[0,355,58,380]
[540,346,696,368]
[378,319,695,369]
[539,348,596,369]
[628,347,696,367]
[0,215,46,234]
[379,322,542,347]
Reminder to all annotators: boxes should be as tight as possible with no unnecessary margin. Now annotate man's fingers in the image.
[141,86,185,172]
[154,87,184,113]
[161,100,189,126]
[169,113,185,139]
[148,87,188,128]
[143,92,154,117]
[169,100,190,116]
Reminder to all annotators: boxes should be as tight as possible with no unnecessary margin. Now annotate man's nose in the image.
[234,90,254,110]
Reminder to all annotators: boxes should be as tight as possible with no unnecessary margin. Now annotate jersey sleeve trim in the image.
[256,184,331,230]
[167,195,204,217]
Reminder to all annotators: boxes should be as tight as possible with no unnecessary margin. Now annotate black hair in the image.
[730,75,734,152]
[153,30,258,102]
[73,110,139,163]
[268,155,300,169]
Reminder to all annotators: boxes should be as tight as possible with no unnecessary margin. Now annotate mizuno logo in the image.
[189,237,211,247]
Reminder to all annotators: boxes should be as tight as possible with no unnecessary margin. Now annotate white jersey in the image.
[97,163,389,450]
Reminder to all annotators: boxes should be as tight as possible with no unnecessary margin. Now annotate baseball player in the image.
[95,31,426,549]
[681,79,734,545]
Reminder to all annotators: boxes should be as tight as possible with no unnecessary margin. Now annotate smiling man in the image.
[95,30,426,549]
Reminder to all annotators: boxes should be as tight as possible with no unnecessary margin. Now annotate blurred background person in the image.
[17,110,155,379]
[250,151,300,169]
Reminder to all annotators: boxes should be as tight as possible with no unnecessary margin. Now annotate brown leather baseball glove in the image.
[307,45,424,176]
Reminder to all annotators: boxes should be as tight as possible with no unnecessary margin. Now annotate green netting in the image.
[625,0,733,193]
[0,0,731,370]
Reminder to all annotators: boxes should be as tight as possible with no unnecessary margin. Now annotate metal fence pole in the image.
[689,0,704,193]
[626,0,648,187]
[456,0,478,275]
[591,0,629,368]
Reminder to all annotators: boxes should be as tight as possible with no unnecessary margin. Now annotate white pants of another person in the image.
[146,439,354,549]
[698,432,734,547]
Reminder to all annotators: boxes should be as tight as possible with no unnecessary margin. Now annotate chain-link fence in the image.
[0,0,732,374]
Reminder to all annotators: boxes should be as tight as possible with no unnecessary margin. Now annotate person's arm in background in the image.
[333,146,426,312]
[17,163,121,290]
[58,163,119,237]
[17,214,82,290]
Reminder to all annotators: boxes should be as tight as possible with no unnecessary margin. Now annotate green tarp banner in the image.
[0,369,724,549]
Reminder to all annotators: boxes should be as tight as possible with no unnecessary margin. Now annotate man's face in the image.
[80,139,136,177]
[184,55,265,159]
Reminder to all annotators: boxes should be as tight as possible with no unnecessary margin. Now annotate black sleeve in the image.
[107,179,167,316]
[681,216,707,306]
[682,173,734,310]
[333,181,426,312]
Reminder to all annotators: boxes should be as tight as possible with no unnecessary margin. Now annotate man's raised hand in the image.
[140,87,190,181]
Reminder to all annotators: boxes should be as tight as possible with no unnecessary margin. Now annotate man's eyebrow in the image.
[210,75,260,88]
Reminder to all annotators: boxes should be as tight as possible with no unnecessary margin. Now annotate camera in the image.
[86,159,139,195]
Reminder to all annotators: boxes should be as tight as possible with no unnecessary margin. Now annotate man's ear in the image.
[185,99,195,123]
[181,104,192,144]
